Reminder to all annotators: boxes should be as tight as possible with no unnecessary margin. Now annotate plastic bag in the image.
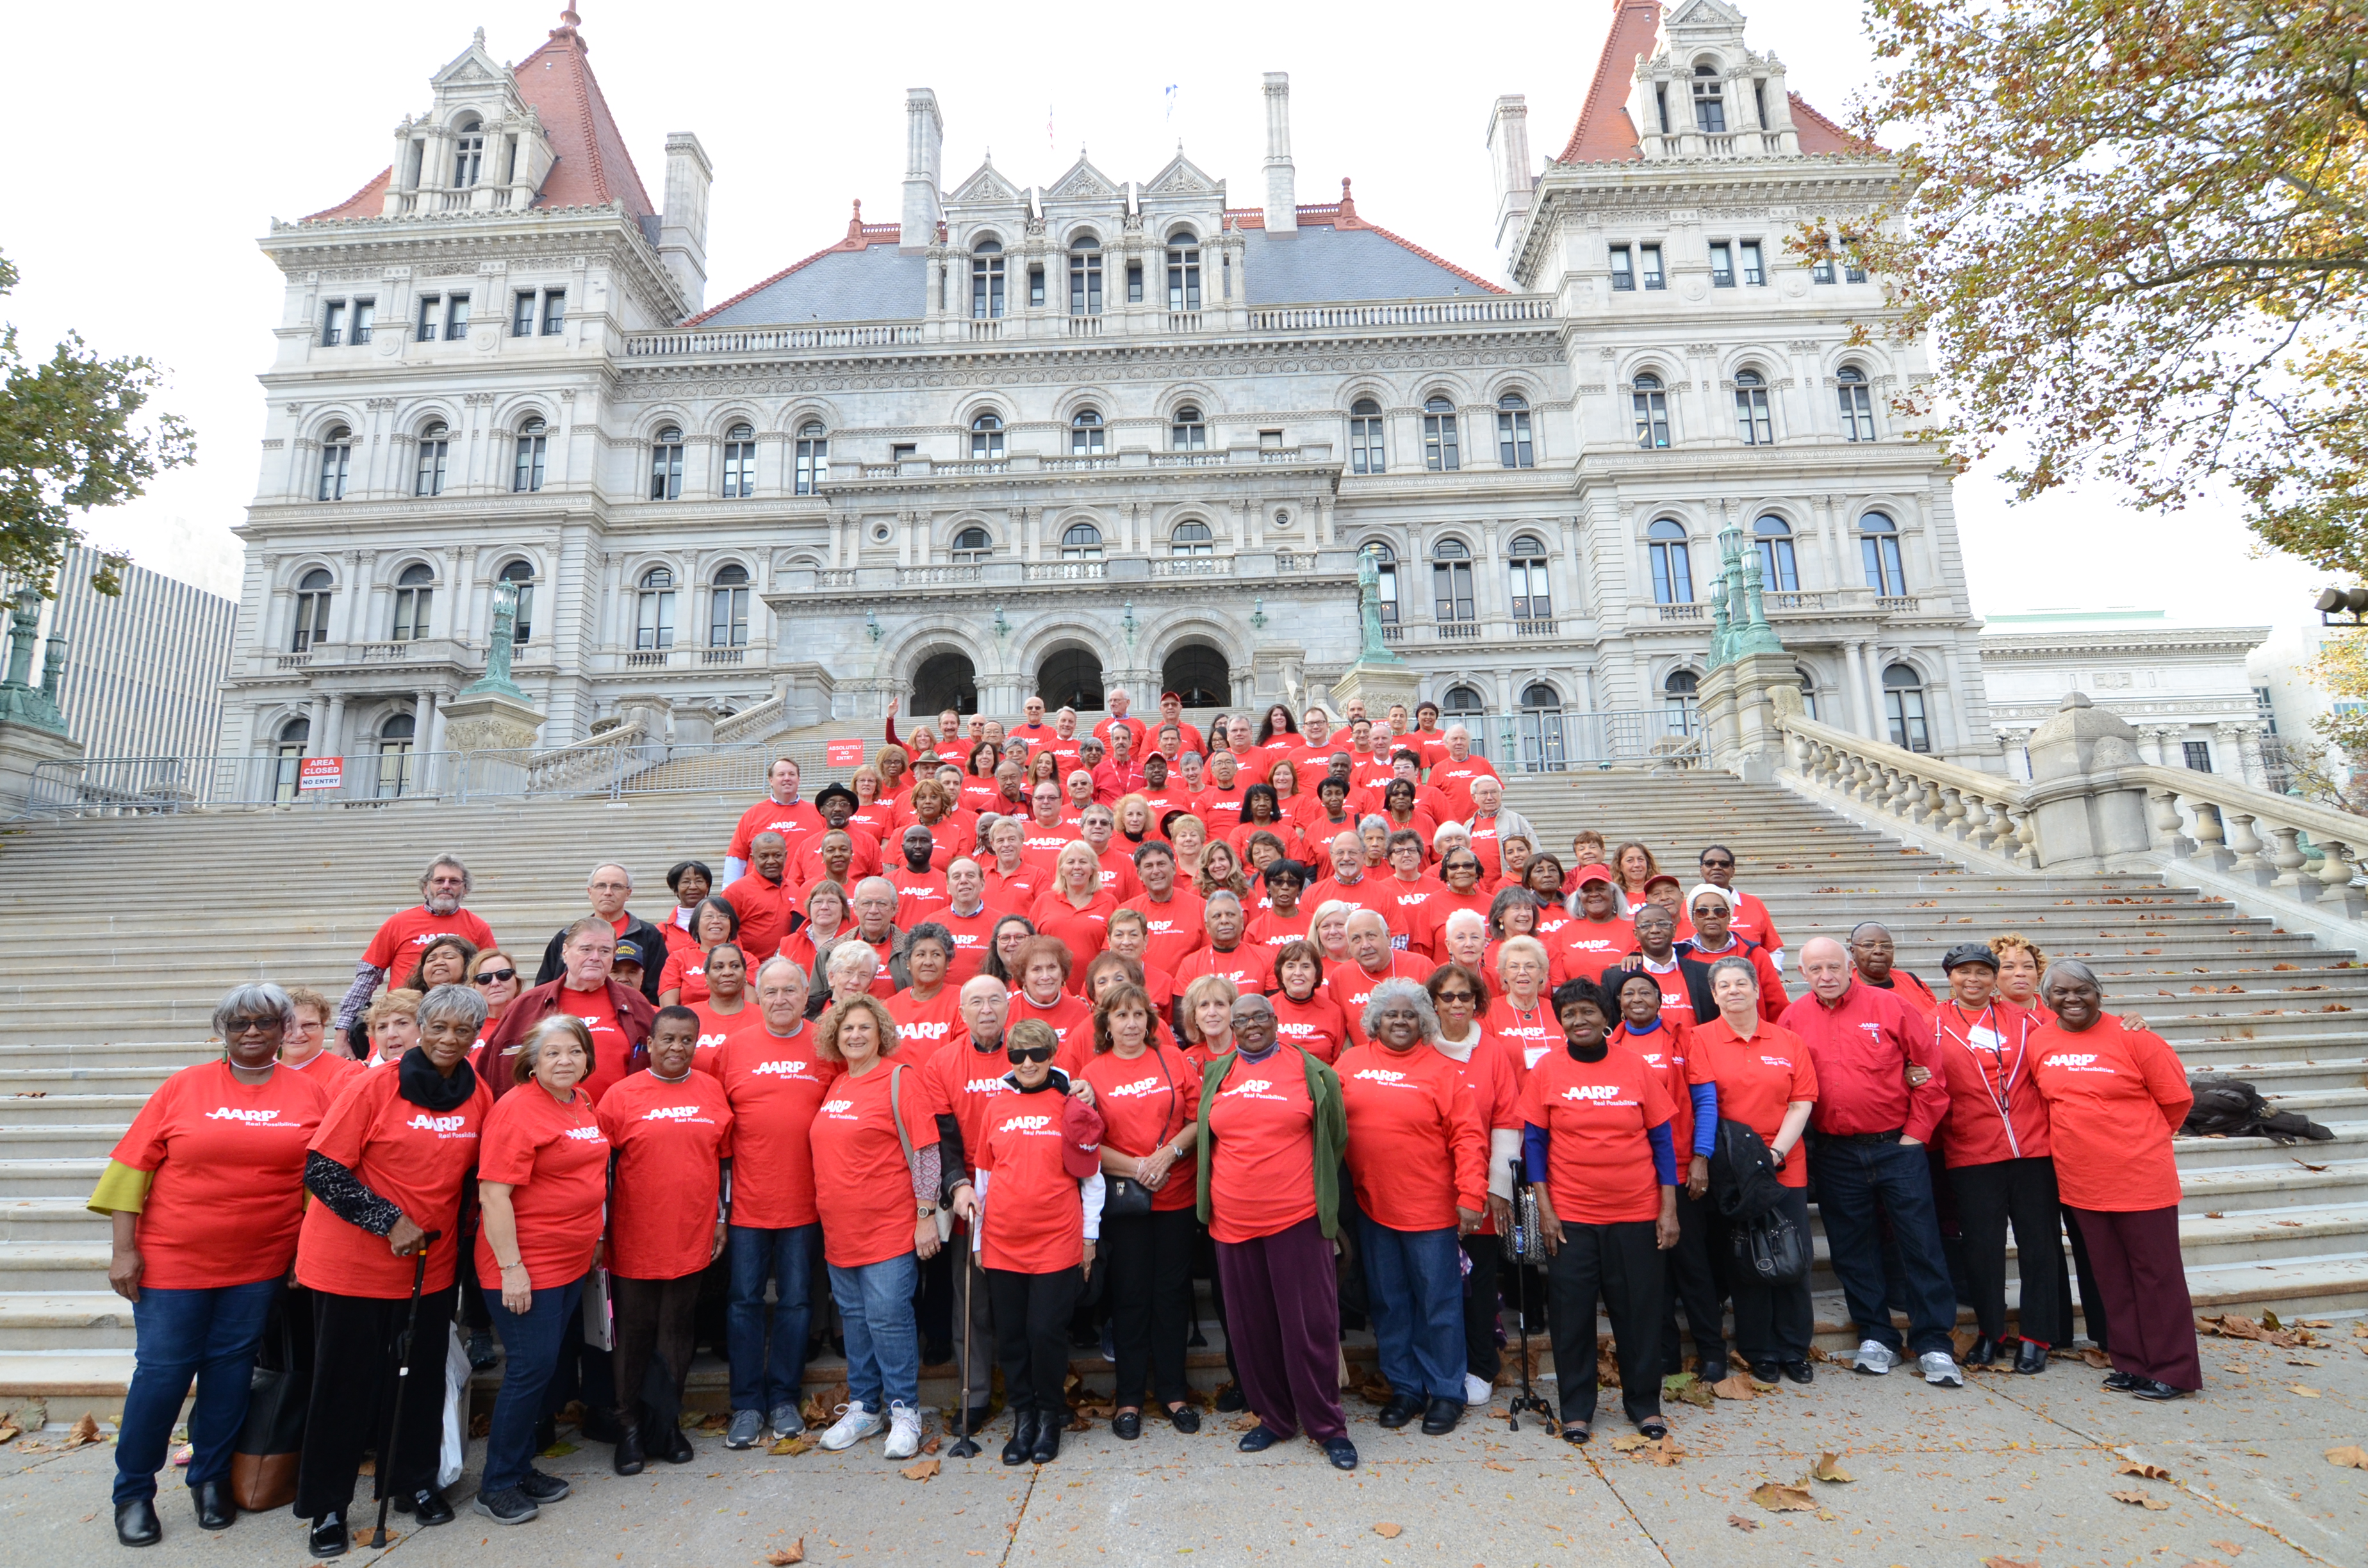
[439,1322,468,1489]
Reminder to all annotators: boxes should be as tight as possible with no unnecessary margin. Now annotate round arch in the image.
[1160,643,1229,709]
[912,649,979,717]
[1037,644,1105,711]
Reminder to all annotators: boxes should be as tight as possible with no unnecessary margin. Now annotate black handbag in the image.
[1102,1049,1180,1221]
[1738,1204,1810,1286]
[229,1293,308,1512]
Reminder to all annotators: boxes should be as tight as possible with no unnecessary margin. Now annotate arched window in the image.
[1884,664,1931,752]
[1070,409,1105,456]
[291,568,332,652]
[1837,364,1877,442]
[1363,543,1400,625]
[1431,539,1475,623]
[709,563,750,648]
[1733,369,1773,445]
[273,716,309,801]
[1169,520,1214,558]
[1069,237,1103,314]
[1754,515,1799,592]
[318,425,352,501]
[1861,512,1907,596]
[1159,405,1201,452]
[1497,392,1534,468]
[971,238,1005,320]
[498,558,534,644]
[649,426,684,500]
[794,421,828,493]
[452,118,484,186]
[1648,519,1694,605]
[1422,395,1460,471]
[636,566,677,650]
[513,416,547,493]
[951,526,994,564]
[1442,685,1485,720]
[1631,374,1670,449]
[1692,63,1727,133]
[377,711,416,799]
[970,412,1005,461]
[1507,534,1551,621]
[415,422,449,497]
[1060,523,1103,560]
[1165,229,1201,311]
[722,423,757,498]
[1793,665,1819,722]
[389,564,433,642]
[1665,669,1701,736]
[1349,398,1386,475]
[1519,682,1566,772]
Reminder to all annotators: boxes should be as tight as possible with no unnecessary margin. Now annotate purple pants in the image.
[1215,1216,1347,1442]
[2068,1205,2201,1391]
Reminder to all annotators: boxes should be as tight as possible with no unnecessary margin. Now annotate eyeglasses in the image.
[224,1016,281,1033]
[1007,1044,1057,1065]
[472,968,519,985]
[1434,991,1475,1004]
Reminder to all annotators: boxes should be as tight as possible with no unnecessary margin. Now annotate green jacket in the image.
[1194,1047,1348,1239]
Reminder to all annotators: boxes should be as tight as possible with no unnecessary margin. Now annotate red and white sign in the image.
[297,756,344,791]
[825,739,865,768]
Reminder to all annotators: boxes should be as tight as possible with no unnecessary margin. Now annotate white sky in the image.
[0,0,2324,639]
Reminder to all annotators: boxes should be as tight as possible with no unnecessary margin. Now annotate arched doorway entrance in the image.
[1038,648,1105,711]
[1160,644,1229,708]
[912,650,978,716]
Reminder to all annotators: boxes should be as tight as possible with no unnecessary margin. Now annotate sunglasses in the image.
[1007,1044,1057,1065]
[1701,859,1734,869]
[225,1016,281,1033]
[1434,991,1476,1004]
[472,968,519,985]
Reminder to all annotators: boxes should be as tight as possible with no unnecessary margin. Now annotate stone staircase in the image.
[1,758,2360,1401]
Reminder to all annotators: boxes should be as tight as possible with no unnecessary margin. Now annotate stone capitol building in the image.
[222,0,1996,784]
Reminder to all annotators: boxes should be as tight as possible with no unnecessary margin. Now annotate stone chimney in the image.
[902,88,944,252]
[1485,95,1533,265]
[1262,72,1297,233]
[657,132,712,313]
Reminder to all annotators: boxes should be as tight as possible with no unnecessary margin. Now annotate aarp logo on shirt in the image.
[1561,1084,1630,1103]
[1350,1068,1408,1084]
[204,1106,285,1124]
[406,1112,472,1135]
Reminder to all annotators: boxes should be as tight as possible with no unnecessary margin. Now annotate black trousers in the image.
[1949,1157,2066,1346]
[1727,1187,1815,1364]
[612,1273,702,1439]
[1102,1205,1196,1409]
[295,1282,456,1519]
[1657,1189,1727,1370]
[987,1266,1080,1416]
[1459,1231,1502,1382]
[1543,1220,1664,1428]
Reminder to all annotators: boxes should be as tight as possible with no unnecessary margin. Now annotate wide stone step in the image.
[0,1293,135,1351]
[0,1159,106,1198]
[2178,1156,2368,1214]
[0,1198,110,1244]
[0,1241,113,1291]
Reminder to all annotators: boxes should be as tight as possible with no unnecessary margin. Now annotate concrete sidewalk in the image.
[5,1325,2362,1567]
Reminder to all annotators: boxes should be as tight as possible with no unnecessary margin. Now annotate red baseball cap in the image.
[1575,863,1616,887]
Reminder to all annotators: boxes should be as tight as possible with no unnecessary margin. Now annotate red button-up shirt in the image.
[1777,979,1948,1144]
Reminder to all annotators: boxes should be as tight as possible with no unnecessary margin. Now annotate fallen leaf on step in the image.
[1728,1514,1759,1530]
[1483,1460,1515,1471]
[1663,1373,1713,1407]
[2109,1489,2171,1510]
[764,1540,805,1565]
[1372,1523,1402,1539]
[11,1091,45,1098]
[2326,1445,2368,1470]
[1608,1433,1650,1452]
[1647,1435,1684,1467]
[63,1414,102,1450]
[0,1419,19,1446]
[2082,1348,2114,1367]
[1710,1374,1760,1400]
[1982,1559,2039,1568]
[1228,1413,1263,1431]
[1751,1482,1816,1512]
[899,1458,940,1482]
[1812,1452,1853,1482]
[768,1435,810,1455]
[2290,1385,2321,1397]
[2294,1159,2330,1173]
[2116,1460,2172,1480]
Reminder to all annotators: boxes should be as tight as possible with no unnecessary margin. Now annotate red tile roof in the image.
[1559,0,1661,163]
[1788,92,1880,155]
[304,168,391,224]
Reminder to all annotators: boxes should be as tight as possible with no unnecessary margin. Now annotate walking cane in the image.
[1504,1159,1553,1432]
[366,1229,443,1549]
[945,1230,982,1458]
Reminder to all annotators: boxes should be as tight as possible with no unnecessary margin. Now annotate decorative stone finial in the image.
[1336,177,1358,224]
[846,200,866,244]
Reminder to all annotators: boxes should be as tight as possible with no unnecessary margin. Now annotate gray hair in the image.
[754,956,810,993]
[520,1014,596,1080]
[826,943,882,982]
[1358,813,1390,835]
[1704,954,1760,995]
[213,982,293,1039]
[587,861,633,890]
[2040,958,2100,997]
[1361,978,1442,1045]
[418,854,472,895]
[1204,890,1244,912]
[417,981,489,1033]
[906,920,954,956]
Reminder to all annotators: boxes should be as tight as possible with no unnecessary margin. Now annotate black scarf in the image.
[399,1046,477,1112]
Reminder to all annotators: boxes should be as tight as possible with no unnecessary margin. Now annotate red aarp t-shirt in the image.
[809,1062,938,1269]
[713,1024,838,1229]
[980,1097,1090,1273]
[1119,890,1207,976]
[1272,990,1348,1065]
[557,983,636,1104]
[2027,1018,2191,1211]
[1484,995,1559,1077]
[111,1061,329,1289]
[281,1048,367,1101]
[885,986,965,1056]
[1008,988,1096,1074]
[1206,1052,1319,1244]
[597,1068,733,1280]
[725,874,800,977]
[1323,952,1432,1050]
[1684,1019,1818,1189]
[935,905,1008,985]
[729,797,827,862]
[1029,888,1118,973]
[1081,1045,1199,1212]
[473,1085,609,1290]
[923,1034,1018,1175]
[689,999,764,1075]
[1174,943,1270,998]
[1520,1043,1674,1225]
[1335,1042,1486,1230]
[297,1064,493,1298]
[362,905,498,980]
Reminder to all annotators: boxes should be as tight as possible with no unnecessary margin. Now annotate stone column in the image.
[420,689,441,755]
[1861,644,1888,742]
[307,694,329,754]
[1840,638,1870,738]
[324,695,348,762]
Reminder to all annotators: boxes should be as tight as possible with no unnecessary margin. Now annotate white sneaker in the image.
[882,1402,923,1460]
[1464,1373,1493,1405]
[816,1401,880,1451]
[1852,1340,1895,1375]
[1919,1352,1964,1387]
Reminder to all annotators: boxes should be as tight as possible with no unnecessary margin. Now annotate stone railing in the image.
[714,695,785,744]
[527,718,647,795]
[2134,764,2365,908]
[1777,706,2037,871]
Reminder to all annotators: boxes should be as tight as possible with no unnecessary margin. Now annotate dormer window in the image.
[971,240,1005,320]
[453,120,484,187]
[1166,229,1201,312]
[1692,66,1726,133]
[1069,238,1103,314]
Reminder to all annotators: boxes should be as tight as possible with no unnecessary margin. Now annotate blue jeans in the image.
[1809,1136,1957,1356]
[1358,1218,1467,1402]
[727,1223,819,1414]
[115,1279,279,1505]
[827,1252,920,1416]
[481,1275,585,1495]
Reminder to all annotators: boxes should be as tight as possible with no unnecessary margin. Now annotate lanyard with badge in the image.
[1940,1002,2026,1156]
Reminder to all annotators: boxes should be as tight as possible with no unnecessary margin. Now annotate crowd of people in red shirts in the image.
[88,690,2202,1553]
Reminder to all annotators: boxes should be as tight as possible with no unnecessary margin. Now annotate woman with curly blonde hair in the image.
[1195,838,1253,901]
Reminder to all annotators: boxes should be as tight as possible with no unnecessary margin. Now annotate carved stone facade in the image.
[1978,614,2274,786]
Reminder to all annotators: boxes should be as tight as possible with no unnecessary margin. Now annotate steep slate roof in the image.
[299,9,653,224]
[692,206,922,327]
[1559,0,1663,163]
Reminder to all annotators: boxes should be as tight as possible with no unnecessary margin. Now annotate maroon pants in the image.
[2068,1205,2201,1391]
[1215,1216,1347,1442]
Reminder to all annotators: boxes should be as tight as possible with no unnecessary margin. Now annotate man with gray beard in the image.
[336,854,497,1037]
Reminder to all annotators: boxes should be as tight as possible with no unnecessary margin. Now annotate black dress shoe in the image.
[2132,1378,2186,1401]
[1376,1393,1423,1429]
[2014,1340,2048,1375]
[1322,1436,1360,1471]
[113,1498,161,1548]
[1112,1409,1142,1441]
[393,1488,454,1526]
[1781,1360,1814,1385]
[308,1510,350,1558]
[1698,1358,1730,1385]
[1213,1384,1246,1413]
[1165,1403,1200,1435]
[193,1478,235,1530]
[1237,1425,1284,1453]
[613,1423,646,1476]
[660,1423,695,1464]
[1030,1417,1061,1464]
[1419,1396,1464,1435]
[1962,1334,1998,1368]
[1003,1410,1039,1466]
[1748,1359,1781,1384]
[2102,1369,2142,1392]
